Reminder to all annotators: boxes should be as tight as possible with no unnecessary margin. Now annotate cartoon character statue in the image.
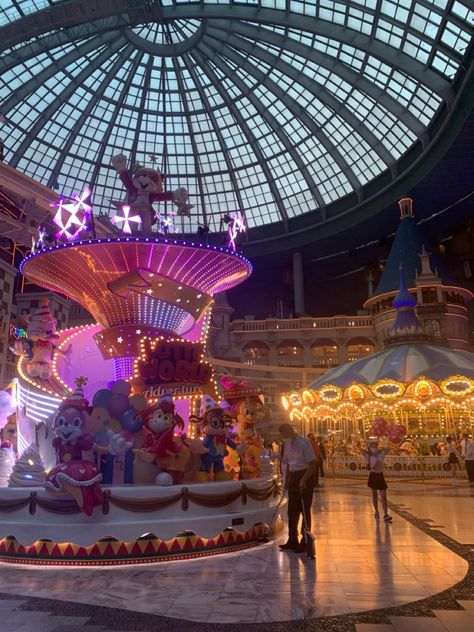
[133,394,190,485]
[45,377,132,515]
[189,394,237,482]
[11,298,70,380]
[220,377,264,479]
[111,153,192,234]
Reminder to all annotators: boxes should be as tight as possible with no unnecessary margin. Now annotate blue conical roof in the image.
[392,267,416,309]
[391,267,424,335]
[374,201,445,295]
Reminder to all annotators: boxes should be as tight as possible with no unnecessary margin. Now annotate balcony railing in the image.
[230,316,373,332]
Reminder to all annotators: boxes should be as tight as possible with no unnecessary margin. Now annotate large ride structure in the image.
[0,221,282,566]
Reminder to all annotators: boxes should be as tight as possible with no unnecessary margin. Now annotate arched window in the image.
[242,341,269,365]
[311,339,339,368]
[347,337,375,362]
[276,340,304,367]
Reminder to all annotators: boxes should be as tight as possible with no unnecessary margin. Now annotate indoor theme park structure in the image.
[0,167,282,566]
[283,268,474,478]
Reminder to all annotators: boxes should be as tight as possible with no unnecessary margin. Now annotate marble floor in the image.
[0,478,473,631]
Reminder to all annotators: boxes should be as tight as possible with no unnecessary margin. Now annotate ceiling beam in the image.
[0,2,454,96]
[45,42,134,189]
[209,19,425,135]
[193,44,290,226]
[1,31,119,115]
[181,53,244,228]
[8,38,125,167]
[196,39,326,212]
[206,26,396,168]
[203,36,363,194]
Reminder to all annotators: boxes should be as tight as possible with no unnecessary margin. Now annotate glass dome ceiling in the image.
[0,1,473,243]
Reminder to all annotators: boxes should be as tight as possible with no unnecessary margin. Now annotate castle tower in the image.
[364,199,472,351]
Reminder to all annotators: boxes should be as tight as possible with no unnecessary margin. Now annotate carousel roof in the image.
[0,1,473,252]
[308,343,474,389]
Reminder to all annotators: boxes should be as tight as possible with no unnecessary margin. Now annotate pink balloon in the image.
[370,417,389,437]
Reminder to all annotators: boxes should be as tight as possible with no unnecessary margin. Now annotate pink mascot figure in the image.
[111,153,192,233]
[189,394,237,482]
[220,377,264,479]
[45,378,103,515]
[133,394,189,485]
[11,298,70,380]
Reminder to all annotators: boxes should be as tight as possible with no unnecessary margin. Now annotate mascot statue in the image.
[133,394,190,485]
[189,394,237,482]
[111,153,192,233]
[221,377,264,479]
[11,298,70,380]
[45,378,132,515]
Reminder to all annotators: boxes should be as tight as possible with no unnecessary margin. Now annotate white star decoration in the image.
[136,329,142,335]
[37,227,46,247]
[228,211,247,251]
[112,205,141,234]
[52,188,92,240]
[117,336,123,343]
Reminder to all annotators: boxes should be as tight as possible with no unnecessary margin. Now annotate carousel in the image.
[283,270,474,475]
[0,163,282,566]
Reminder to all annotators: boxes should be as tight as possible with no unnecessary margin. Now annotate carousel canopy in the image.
[308,343,474,390]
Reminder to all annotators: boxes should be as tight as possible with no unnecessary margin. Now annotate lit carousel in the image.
[283,271,474,476]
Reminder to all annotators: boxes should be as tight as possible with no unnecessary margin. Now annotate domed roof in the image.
[0,1,473,250]
[308,343,474,389]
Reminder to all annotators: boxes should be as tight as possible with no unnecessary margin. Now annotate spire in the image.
[392,266,416,310]
[372,198,444,297]
[389,266,424,337]
[416,246,441,286]
[398,197,413,219]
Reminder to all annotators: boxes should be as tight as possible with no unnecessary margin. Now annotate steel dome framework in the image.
[0,1,473,251]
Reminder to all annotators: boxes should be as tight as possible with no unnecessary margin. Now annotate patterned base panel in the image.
[0,523,273,566]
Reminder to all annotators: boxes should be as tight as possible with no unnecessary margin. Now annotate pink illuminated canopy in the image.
[21,237,252,338]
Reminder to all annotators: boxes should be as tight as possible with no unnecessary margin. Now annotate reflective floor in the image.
[0,478,473,630]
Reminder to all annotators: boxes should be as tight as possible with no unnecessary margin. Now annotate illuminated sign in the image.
[132,337,213,398]
[9,324,27,340]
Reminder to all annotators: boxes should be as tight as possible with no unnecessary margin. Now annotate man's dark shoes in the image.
[293,541,306,553]
[279,541,297,550]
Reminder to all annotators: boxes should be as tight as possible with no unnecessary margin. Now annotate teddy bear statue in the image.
[111,153,192,234]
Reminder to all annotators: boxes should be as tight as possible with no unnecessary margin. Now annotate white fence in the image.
[329,456,465,479]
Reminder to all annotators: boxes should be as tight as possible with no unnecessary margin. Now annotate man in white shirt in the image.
[461,434,474,483]
[279,423,317,553]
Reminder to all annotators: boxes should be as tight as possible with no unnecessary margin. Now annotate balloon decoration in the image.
[369,417,406,444]
[387,424,407,445]
[89,380,146,484]
[369,417,389,437]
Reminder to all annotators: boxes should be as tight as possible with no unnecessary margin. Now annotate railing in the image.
[329,456,465,479]
[230,316,373,332]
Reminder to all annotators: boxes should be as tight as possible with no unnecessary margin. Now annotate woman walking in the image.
[447,436,461,482]
[362,439,392,523]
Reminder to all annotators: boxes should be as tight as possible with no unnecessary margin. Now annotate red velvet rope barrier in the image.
[0,481,280,515]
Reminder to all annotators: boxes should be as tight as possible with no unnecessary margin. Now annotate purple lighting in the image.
[51,188,92,240]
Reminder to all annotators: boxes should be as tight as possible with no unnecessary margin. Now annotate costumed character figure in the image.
[111,153,192,234]
[220,377,264,479]
[189,394,237,482]
[11,298,70,379]
[133,394,190,485]
[45,378,132,515]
